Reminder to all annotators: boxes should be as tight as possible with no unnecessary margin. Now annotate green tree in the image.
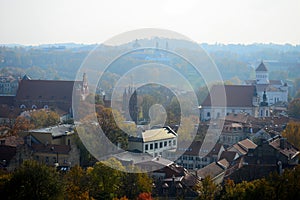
[87,158,125,200]
[3,160,63,200]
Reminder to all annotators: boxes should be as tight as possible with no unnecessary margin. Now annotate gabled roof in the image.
[129,126,177,143]
[256,62,268,72]
[219,151,239,163]
[228,139,257,156]
[269,138,299,159]
[202,85,256,107]
[196,158,229,179]
[16,79,82,102]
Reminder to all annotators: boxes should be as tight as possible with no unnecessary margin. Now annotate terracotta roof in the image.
[196,158,228,179]
[228,139,257,156]
[219,151,239,163]
[16,79,82,102]
[256,62,268,72]
[238,139,257,150]
[202,85,256,107]
[31,144,71,154]
[269,138,299,159]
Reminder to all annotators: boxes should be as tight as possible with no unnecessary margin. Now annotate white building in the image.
[128,126,177,157]
[245,62,288,105]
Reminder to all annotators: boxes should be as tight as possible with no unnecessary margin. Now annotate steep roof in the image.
[256,62,268,72]
[269,138,299,159]
[196,158,229,179]
[16,79,82,102]
[202,85,256,107]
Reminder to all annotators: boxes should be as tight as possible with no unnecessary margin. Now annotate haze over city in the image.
[1,0,299,45]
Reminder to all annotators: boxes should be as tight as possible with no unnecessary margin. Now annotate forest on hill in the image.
[0,40,299,96]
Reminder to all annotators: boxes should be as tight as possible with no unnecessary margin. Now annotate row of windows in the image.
[256,74,268,78]
[180,155,208,162]
[144,139,176,151]
[20,104,49,109]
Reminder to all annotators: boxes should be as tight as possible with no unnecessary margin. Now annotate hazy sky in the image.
[0,0,299,45]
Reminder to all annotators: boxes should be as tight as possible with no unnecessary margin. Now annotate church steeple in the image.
[256,61,269,84]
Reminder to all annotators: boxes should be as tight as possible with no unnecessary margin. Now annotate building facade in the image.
[128,126,177,157]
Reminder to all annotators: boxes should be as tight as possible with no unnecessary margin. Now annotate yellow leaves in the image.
[282,122,300,149]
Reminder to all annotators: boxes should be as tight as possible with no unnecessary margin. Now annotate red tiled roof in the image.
[196,158,228,178]
[269,138,299,158]
[16,79,82,102]
[219,151,239,163]
[202,85,256,107]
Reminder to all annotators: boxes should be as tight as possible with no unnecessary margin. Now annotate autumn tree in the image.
[30,109,60,128]
[119,165,153,199]
[11,116,34,135]
[288,98,300,119]
[96,105,129,149]
[195,176,220,200]
[282,122,300,149]
[64,165,92,200]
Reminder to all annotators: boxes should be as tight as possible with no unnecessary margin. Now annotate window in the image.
[173,140,176,146]
[169,140,171,146]
[155,143,158,149]
[150,144,153,150]
[67,139,71,146]
[45,157,49,163]
[164,141,167,147]
[207,112,210,117]
[145,144,148,150]
[32,105,37,109]
[266,110,269,117]
[159,142,163,148]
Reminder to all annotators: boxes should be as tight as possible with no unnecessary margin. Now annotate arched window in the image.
[20,104,26,109]
[44,105,49,109]
[32,105,37,109]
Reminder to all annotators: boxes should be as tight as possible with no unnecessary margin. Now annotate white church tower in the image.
[256,61,269,84]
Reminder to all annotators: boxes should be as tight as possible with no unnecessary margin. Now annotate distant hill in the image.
[0,40,299,94]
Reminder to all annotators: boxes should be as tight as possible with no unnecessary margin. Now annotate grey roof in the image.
[29,124,74,137]
[256,62,268,72]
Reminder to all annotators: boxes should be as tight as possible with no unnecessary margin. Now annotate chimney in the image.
[279,138,287,149]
